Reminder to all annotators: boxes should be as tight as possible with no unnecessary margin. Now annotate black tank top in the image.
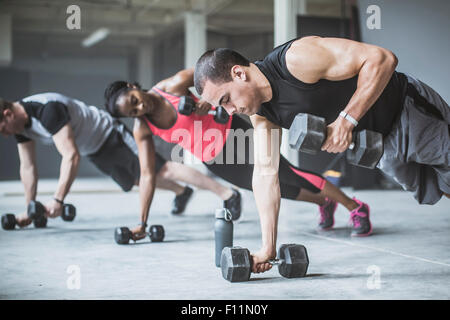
[255,39,408,136]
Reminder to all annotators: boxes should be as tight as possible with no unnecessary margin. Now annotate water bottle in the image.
[214,208,233,267]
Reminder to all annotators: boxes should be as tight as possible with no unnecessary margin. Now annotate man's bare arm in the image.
[286,36,398,152]
[17,140,38,204]
[162,68,195,94]
[287,36,397,120]
[52,124,80,202]
[250,114,282,267]
[164,68,212,114]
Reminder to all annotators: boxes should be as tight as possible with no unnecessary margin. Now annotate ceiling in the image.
[0,0,344,58]
[1,0,273,39]
[1,0,345,37]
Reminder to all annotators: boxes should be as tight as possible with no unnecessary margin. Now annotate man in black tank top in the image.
[195,36,449,273]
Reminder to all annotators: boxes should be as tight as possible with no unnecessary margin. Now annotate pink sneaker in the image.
[349,198,372,237]
[318,198,338,230]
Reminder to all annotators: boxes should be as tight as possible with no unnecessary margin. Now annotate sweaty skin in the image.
[200,36,398,273]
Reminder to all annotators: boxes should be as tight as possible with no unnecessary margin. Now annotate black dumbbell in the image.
[178,96,230,124]
[61,203,76,222]
[1,201,51,230]
[114,225,165,245]
[288,113,383,169]
[220,244,309,282]
[27,200,46,220]
[33,215,48,228]
[28,200,76,222]
[27,200,48,228]
[1,212,48,230]
[1,214,17,230]
[1,210,47,230]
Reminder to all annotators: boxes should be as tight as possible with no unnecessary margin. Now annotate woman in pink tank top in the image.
[104,69,370,242]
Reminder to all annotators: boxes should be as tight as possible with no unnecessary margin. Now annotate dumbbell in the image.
[1,212,48,230]
[27,201,48,228]
[114,225,165,245]
[178,95,230,124]
[288,113,383,169]
[28,200,76,222]
[61,203,76,222]
[220,244,309,282]
[1,200,75,230]
[1,201,50,230]
[1,213,18,230]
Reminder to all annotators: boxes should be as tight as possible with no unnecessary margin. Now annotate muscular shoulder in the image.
[285,36,330,84]
[286,37,382,83]
[250,114,281,130]
[155,69,194,96]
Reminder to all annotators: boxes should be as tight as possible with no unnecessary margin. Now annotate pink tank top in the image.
[144,87,232,162]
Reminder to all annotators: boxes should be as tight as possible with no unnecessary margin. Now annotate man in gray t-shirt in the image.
[0,93,238,229]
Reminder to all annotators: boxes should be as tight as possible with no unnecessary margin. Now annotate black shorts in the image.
[377,75,450,204]
[204,116,325,199]
[88,123,166,192]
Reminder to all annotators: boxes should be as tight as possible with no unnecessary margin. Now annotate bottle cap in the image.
[215,208,232,221]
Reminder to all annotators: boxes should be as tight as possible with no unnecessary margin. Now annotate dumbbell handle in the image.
[188,106,219,117]
[188,102,216,113]
[321,139,355,150]
[128,232,151,242]
[267,259,285,266]
[204,106,225,116]
[337,129,379,151]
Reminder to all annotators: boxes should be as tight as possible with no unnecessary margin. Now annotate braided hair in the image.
[104,81,142,117]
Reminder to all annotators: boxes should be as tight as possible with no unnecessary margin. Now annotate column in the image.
[137,40,154,90]
[184,11,207,166]
[274,0,306,167]
[0,14,12,66]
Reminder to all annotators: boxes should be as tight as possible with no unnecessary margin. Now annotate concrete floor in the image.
[0,177,449,300]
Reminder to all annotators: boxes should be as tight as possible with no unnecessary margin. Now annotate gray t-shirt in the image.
[15,93,115,156]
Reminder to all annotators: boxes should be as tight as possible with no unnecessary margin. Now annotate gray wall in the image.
[153,30,273,83]
[358,0,450,103]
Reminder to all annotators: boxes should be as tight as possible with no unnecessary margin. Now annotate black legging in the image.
[204,115,325,200]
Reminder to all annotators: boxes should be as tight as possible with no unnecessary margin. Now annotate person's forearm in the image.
[20,165,38,204]
[252,171,280,256]
[54,153,80,201]
[343,51,398,122]
[139,173,156,225]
